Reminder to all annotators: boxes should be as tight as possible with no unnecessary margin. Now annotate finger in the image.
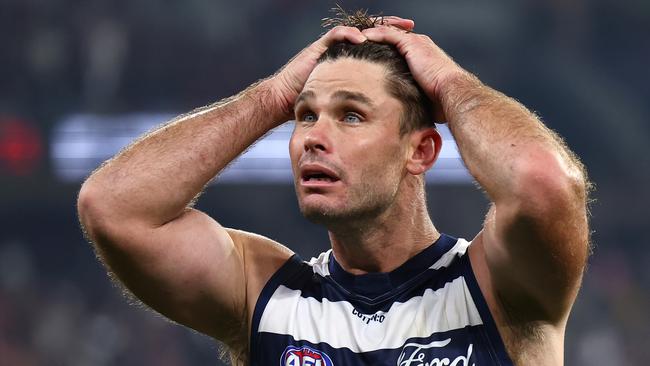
[362,25,413,46]
[321,25,367,46]
[374,16,415,31]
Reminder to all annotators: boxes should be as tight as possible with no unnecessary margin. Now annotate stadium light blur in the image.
[51,113,472,184]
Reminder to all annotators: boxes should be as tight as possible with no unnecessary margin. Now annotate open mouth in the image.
[300,165,341,185]
[302,172,339,183]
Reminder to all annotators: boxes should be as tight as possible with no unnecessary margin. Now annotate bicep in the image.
[480,193,589,320]
[92,208,247,340]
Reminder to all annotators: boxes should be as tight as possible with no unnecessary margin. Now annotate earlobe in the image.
[406,128,442,176]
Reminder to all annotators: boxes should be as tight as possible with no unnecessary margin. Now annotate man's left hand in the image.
[362,25,469,121]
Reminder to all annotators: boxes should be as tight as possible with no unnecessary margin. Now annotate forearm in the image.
[79,79,284,227]
[440,73,586,203]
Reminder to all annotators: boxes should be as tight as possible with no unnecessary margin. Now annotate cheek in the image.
[348,142,404,185]
[370,142,407,177]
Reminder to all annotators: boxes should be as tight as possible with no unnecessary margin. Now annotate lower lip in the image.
[300,179,341,188]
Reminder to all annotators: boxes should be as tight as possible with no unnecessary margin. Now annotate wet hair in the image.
[320,6,435,135]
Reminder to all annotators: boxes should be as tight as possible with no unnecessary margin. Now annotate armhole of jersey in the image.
[249,254,304,362]
[463,252,514,365]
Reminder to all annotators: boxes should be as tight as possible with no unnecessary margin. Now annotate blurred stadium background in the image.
[1,0,649,365]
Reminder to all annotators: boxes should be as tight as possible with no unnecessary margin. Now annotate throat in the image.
[325,180,439,274]
[328,224,440,275]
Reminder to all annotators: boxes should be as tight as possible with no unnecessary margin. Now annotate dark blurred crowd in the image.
[1,0,649,365]
[0,247,219,365]
[0,217,223,366]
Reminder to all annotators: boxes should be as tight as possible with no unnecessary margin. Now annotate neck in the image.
[327,178,440,274]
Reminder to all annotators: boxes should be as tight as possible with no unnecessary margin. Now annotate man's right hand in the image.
[269,17,415,120]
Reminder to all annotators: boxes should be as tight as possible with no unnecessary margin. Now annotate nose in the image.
[303,120,332,153]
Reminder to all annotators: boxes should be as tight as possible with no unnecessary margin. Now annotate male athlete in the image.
[78,12,590,366]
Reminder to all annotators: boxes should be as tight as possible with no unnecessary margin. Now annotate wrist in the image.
[434,69,478,100]
[256,76,296,125]
[435,71,485,121]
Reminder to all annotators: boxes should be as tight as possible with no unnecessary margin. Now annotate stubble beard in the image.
[298,170,400,229]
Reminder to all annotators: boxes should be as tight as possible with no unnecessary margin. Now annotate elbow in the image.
[511,151,588,214]
[77,180,114,242]
[77,181,101,239]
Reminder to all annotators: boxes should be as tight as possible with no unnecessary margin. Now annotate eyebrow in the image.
[332,90,375,108]
[295,89,375,108]
[295,90,316,106]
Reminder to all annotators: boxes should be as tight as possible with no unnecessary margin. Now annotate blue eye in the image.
[344,113,362,124]
[301,112,317,122]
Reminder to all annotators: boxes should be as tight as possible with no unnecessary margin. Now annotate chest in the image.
[252,277,509,365]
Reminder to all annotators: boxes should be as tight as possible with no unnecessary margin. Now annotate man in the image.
[78,12,590,366]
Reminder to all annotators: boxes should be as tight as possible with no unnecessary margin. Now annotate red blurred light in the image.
[0,117,43,176]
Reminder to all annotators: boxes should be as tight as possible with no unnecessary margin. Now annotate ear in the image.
[405,127,442,176]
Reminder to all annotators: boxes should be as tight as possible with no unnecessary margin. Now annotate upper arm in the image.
[478,159,590,322]
[80,204,292,342]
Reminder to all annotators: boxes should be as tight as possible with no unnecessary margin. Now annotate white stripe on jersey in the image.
[308,249,332,277]
[257,276,483,353]
[430,238,471,270]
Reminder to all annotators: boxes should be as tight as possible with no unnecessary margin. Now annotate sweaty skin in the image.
[78,18,589,365]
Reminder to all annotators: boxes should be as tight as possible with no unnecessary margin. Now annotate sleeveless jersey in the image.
[249,234,514,365]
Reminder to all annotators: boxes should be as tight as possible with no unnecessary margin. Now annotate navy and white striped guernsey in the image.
[250,234,514,365]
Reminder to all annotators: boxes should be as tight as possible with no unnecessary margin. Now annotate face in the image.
[289,58,410,225]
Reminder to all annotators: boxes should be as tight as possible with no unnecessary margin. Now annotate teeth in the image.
[306,175,333,182]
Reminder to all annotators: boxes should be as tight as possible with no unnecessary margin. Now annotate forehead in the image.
[302,58,392,101]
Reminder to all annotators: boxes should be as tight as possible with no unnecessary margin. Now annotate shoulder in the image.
[225,228,294,259]
[225,228,294,295]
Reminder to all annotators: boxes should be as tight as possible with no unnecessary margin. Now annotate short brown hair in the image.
[320,8,434,135]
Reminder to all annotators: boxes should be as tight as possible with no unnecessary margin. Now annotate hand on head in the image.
[270,26,366,119]
[270,14,414,119]
[362,24,467,122]
[271,14,466,123]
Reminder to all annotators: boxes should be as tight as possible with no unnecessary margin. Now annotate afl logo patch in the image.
[280,345,334,366]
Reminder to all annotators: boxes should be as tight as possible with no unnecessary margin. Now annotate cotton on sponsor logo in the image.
[351,308,386,324]
[397,339,475,366]
[281,345,334,366]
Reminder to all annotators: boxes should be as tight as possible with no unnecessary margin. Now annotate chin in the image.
[299,200,343,224]
[299,199,388,227]
[295,183,395,226]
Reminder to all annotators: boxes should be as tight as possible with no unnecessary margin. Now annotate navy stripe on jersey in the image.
[259,235,474,313]
[326,234,461,299]
[250,254,306,359]
[249,234,513,365]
